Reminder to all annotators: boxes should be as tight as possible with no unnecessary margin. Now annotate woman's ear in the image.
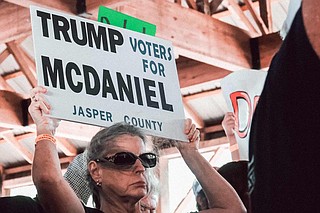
[88,161,101,181]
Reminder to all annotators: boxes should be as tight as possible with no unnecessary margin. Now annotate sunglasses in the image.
[96,152,157,168]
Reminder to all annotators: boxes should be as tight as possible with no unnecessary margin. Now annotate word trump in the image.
[230,91,259,138]
[41,56,174,112]
[36,10,124,53]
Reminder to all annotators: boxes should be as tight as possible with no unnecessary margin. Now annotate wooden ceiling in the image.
[0,0,286,207]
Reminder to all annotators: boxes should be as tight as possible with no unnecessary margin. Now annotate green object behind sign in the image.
[98,6,156,36]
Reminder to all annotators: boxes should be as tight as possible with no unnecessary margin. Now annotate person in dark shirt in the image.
[0,196,44,213]
[248,0,320,212]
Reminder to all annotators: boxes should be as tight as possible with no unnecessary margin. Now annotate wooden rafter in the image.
[210,0,224,14]
[0,1,31,44]
[3,156,74,177]
[174,187,194,213]
[203,124,224,134]
[0,48,10,63]
[4,0,77,14]
[184,0,197,10]
[183,89,221,101]
[243,0,269,35]
[6,41,37,87]
[55,137,77,157]
[0,75,14,92]
[227,0,260,37]
[0,90,28,128]
[1,131,33,164]
[250,32,282,69]
[182,98,204,128]
[0,164,3,196]
[177,58,231,88]
[259,0,273,31]
[18,42,36,73]
[2,156,74,190]
[2,70,25,80]
[174,0,182,5]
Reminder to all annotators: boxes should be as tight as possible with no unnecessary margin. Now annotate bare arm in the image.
[176,119,246,213]
[29,86,85,213]
[303,0,320,58]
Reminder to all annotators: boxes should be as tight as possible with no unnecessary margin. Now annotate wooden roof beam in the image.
[177,58,231,88]
[0,48,10,63]
[0,75,15,92]
[0,90,29,129]
[243,0,269,35]
[183,98,204,128]
[183,88,221,101]
[1,131,33,164]
[259,0,273,32]
[0,1,31,44]
[6,41,37,87]
[227,0,260,37]
[250,32,282,69]
[2,156,74,188]
[87,0,252,71]
[55,137,77,157]
[4,0,77,14]
[0,164,3,196]
[185,0,197,10]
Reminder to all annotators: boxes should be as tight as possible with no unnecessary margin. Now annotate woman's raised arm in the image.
[29,86,85,213]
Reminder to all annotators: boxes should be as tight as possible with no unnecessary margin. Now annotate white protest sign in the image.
[30,6,187,141]
[221,70,267,160]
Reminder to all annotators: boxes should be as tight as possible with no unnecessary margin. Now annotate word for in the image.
[230,91,259,138]
[142,59,165,76]
[72,105,113,122]
[123,115,163,131]
[36,10,124,53]
[41,56,174,112]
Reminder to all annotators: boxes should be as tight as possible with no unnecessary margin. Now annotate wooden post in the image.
[0,164,3,196]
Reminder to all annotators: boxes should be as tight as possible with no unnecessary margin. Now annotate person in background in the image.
[221,112,240,160]
[248,0,320,212]
[192,180,209,211]
[28,86,246,213]
[192,161,250,212]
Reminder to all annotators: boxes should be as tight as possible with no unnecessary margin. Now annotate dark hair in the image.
[86,122,147,208]
[194,161,250,212]
[218,161,250,212]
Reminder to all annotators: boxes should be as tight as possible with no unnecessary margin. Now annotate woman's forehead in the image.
[106,134,146,153]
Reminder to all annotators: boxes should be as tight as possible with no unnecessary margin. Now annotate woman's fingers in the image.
[30,86,51,111]
[30,86,47,98]
[184,119,200,142]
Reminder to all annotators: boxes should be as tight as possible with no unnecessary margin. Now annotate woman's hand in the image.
[28,86,59,135]
[222,112,237,137]
[174,118,200,152]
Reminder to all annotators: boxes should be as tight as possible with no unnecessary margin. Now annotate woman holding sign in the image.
[28,86,246,213]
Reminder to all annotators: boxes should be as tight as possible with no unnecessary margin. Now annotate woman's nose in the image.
[133,158,146,173]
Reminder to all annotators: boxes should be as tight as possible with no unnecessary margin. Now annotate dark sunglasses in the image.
[95,152,157,168]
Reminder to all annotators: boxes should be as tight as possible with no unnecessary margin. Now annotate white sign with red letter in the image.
[221,70,267,160]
